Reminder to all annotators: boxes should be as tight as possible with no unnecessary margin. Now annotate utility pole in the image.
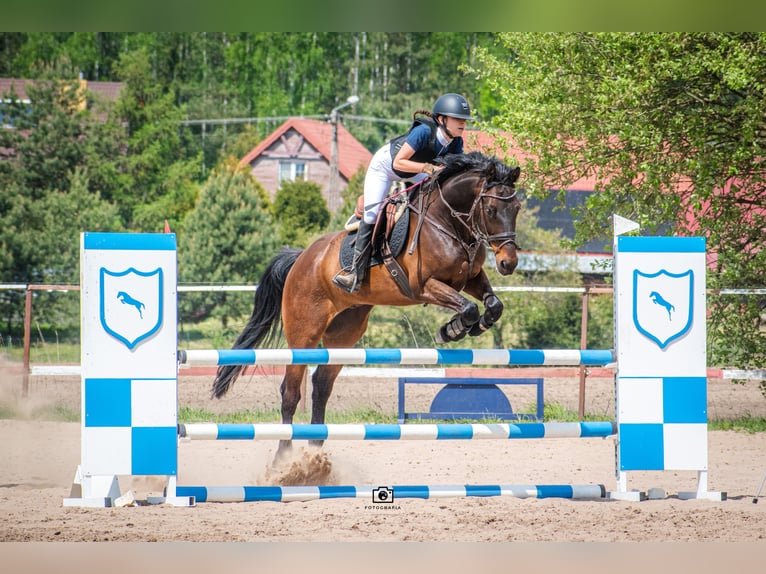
[328,95,359,213]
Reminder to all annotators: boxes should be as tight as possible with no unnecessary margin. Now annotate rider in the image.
[333,92,474,293]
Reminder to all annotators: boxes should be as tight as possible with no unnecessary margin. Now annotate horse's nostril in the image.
[497,257,517,275]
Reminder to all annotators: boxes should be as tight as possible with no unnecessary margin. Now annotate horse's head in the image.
[478,158,521,275]
[436,152,521,275]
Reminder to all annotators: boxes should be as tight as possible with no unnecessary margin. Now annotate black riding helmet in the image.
[432,93,474,121]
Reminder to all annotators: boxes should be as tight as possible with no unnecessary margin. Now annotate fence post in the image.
[578,288,590,420]
[22,287,32,398]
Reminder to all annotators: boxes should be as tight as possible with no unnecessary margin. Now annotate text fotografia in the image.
[365,486,402,510]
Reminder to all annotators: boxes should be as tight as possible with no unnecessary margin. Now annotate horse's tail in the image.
[211,247,302,399]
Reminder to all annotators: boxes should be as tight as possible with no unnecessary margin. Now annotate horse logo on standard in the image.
[99,267,163,350]
[632,268,694,349]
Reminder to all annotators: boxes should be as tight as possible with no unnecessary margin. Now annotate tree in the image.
[178,160,280,328]
[470,33,766,388]
[0,80,124,280]
[0,80,122,334]
[272,179,330,247]
[328,166,366,230]
[112,47,200,231]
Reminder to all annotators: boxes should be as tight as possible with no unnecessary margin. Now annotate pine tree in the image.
[178,160,280,328]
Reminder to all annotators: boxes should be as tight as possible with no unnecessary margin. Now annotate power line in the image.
[341,114,410,126]
[178,113,410,127]
[179,115,325,126]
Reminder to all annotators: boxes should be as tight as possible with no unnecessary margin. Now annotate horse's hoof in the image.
[272,447,292,468]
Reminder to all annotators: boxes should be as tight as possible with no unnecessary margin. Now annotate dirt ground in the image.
[2,363,766,549]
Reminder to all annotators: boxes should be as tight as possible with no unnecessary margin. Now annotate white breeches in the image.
[362,144,427,224]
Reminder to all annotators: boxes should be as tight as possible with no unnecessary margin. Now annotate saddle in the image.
[339,194,413,297]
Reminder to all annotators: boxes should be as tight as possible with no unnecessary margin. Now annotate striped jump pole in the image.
[179,421,617,441]
[175,484,607,503]
[178,348,614,367]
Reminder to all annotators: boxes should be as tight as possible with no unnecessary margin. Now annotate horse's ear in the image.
[511,166,521,182]
[485,161,496,181]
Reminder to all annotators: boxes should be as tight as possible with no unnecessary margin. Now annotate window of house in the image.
[279,161,307,185]
[1,100,32,128]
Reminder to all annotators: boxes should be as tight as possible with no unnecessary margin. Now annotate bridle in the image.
[429,174,520,259]
[475,180,520,253]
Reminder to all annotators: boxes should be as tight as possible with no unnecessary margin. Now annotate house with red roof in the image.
[1,77,124,161]
[0,77,123,117]
[239,117,372,212]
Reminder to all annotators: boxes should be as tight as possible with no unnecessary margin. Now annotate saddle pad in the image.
[339,208,410,270]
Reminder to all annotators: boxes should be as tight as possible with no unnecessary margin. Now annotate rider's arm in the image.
[392,142,437,175]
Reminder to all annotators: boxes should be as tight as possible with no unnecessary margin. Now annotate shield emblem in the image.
[100,267,163,350]
[633,269,694,349]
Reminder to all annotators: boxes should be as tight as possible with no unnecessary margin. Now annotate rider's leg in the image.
[333,220,374,293]
[333,146,392,293]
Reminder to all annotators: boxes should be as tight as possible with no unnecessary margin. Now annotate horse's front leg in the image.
[418,278,481,344]
[463,269,504,337]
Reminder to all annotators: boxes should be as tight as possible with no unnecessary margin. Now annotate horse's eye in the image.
[486,206,497,217]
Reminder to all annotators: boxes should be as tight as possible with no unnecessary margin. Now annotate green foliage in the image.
[329,166,366,231]
[516,293,603,350]
[272,179,331,247]
[469,32,766,378]
[0,81,123,333]
[6,32,763,378]
[2,33,499,172]
[709,417,766,433]
[178,406,397,424]
[543,402,613,423]
[227,126,263,164]
[112,48,201,230]
[0,32,500,340]
[0,400,80,422]
[178,160,280,327]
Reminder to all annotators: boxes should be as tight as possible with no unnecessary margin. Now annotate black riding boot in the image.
[333,221,374,293]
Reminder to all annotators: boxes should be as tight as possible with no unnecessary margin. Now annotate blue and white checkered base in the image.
[81,378,178,476]
[617,376,708,471]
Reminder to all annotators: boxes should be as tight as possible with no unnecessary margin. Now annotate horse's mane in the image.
[435,151,518,187]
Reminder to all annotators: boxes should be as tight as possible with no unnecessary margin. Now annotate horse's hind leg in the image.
[309,305,374,438]
[276,364,309,460]
[274,306,371,461]
[305,364,344,452]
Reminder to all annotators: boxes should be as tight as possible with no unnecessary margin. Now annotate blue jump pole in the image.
[178,421,617,441]
[178,348,614,367]
[175,484,607,503]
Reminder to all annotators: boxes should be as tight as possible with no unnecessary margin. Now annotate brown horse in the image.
[212,151,521,459]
